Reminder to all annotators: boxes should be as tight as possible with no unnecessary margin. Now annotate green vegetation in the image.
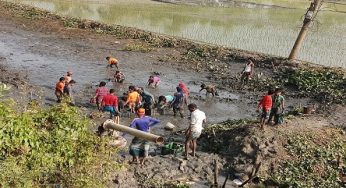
[0,83,10,97]
[272,132,345,187]
[123,43,154,53]
[62,17,80,28]
[277,68,346,104]
[0,90,119,187]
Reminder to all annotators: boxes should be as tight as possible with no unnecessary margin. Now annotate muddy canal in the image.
[0,19,257,134]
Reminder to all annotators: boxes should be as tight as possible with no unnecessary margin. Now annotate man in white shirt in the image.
[240,58,254,85]
[185,103,206,158]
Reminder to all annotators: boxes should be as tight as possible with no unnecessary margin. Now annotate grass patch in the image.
[123,43,154,52]
[276,68,346,104]
[271,131,345,187]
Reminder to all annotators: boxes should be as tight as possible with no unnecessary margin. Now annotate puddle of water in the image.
[0,39,104,93]
[6,0,346,68]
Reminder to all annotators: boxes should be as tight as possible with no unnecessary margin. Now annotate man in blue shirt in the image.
[129,108,160,165]
[171,87,187,118]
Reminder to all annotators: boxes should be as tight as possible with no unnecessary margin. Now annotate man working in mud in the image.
[114,70,125,83]
[101,89,120,124]
[63,79,76,106]
[147,75,160,88]
[64,71,73,84]
[241,58,255,85]
[258,89,274,130]
[106,56,119,69]
[172,87,187,118]
[137,87,155,116]
[124,85,141,113]
[178,81,190,103]
[129,108,160,165]
[199,83,219,97]
[55,77,65,103]
[157,95,174,115]
[185,103,206,159]
[94,81,109,111]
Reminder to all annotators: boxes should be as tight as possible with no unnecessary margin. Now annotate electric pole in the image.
[288,0,323,60]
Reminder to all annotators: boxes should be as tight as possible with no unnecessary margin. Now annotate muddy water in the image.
[7,0,346,68]
[0,25,256,135]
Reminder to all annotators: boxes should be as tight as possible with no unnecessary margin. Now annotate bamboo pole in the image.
[288,0,323,60]
[214,159,218,187]
[103,119,164,144]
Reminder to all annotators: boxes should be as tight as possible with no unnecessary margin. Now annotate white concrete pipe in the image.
[103,119,164,144]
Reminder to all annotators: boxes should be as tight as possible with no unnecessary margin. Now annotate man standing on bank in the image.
[185,103,206,159]
[129,108,160,165]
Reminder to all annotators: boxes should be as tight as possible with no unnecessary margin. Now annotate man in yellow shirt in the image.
[106,56,119,69]
[124,86,141,113]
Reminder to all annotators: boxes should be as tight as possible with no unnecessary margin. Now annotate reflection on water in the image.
[7,0,346,67]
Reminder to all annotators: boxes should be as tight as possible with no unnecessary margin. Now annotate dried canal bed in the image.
[6,0,346,68]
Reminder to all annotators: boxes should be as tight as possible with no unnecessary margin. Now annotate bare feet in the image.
[129,160,139,165]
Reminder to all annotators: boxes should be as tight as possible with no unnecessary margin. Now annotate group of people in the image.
[239,58,286,130]
[258,87,285,130]
[127,103,206,164]
[103,56,208,163]
[54,71,76,105]
[54,56,284,165]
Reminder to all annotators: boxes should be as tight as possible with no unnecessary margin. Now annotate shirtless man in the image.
[157,95,174,115]
[114,71,125,83]
[64,71,73,84]
[199,83,219,97]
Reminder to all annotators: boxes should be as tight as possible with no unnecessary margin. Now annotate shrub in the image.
[123,43,154,52]
[0,101,120,187]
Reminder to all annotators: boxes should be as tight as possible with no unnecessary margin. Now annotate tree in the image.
[288,0,323,61]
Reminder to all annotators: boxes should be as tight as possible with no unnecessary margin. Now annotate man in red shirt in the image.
[258,89,274,130]
[101,89,120,124]
[55,77,65,103]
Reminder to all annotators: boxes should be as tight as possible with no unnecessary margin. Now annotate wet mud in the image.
[0,17,250,122]
[0,16,258,187]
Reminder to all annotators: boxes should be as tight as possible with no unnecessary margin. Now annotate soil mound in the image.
[200,117,346,187]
